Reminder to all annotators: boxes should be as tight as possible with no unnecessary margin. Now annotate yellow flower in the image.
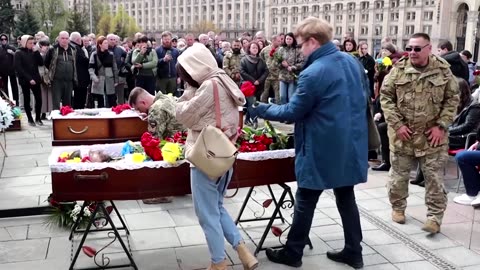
[66,157,81,163]
[131,153,146,163]
[382,57,393,67]
[59,152,70,159]
[162,142,182,164]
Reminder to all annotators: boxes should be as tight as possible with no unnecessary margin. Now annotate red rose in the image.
[269,47,276,57]
[60,106,74,116]
[141,132,163,161]
[474,70,480,76]
[112,104,132,114]
[240,81,256,97]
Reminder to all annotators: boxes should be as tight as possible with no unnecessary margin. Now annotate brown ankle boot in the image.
[207,259,228,270]
[237,242,259,270]
[422,219,440,234]
[392,210,406,224]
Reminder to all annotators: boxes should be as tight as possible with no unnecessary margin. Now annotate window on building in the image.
[375,0,384,9]
[348,2,355,11]
[423,25,432,35]
[375,26,383,36]
[302,6,308,14]
[313,5,320,12]
[389,26,398,35]
[293,17,298,23]
[336,14,343,21]
[406,0,416,6]
[348,26,355,33]
[406,12,416,20]
[272,8,278,15]
[282,8,287,14]
[361,26,368,35]
[361,1,369,10]
[324,15,331,22]
[336,26,342,35]
[423,11,433,21]
[362,14,369,22]
[335,3,343,11]
[376,13,383,22]
[349,14,355,22]
[282,17,287,24]
[390,12,399,21]
[273,18,278,24]
[405,25,415,35]
[292,7,298,14]
[324,4,331,11]
[390,0,399,8]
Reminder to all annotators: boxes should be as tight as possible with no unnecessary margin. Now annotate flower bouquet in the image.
[60,105,74,116]
[45,194,92,229]
[375,56,393,72]
[473,70,480,86]
[111,104,132,114]
[236,120,290,152]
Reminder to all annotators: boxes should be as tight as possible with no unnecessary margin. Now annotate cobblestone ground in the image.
[0,117,479,269]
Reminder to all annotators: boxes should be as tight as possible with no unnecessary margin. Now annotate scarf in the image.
[246,54,259,64]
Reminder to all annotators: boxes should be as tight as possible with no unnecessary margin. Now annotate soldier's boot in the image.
[422,219,441,234]
[392,210,406,224]
[236,242,258,270]
[207,259,228,270]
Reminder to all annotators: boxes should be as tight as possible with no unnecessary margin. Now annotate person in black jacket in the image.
[0,33,19,106]
[358,41,375,99]
[14,35,44,126]
[70,32,90,109]
[438,40,469,83]
[240,41,268,127]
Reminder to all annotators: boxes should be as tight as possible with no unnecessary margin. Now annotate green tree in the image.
[190,21,220,36]
[14,6,40,37]
[111,6,140,38]
[0,0,15,35]
[66,7,87,36]
[96,10,113,37]
[31,0,67,37]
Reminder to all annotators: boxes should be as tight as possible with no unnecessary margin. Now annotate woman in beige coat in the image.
[175,43,258,270]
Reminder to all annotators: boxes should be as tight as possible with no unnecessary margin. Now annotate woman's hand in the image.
[374,113,381,122]
[468,141,479,151]
[254,80,259,86]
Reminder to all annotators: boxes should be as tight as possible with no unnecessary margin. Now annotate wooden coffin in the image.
[5,119,21,131]
[51,110,147,146]
[51,157,296,202]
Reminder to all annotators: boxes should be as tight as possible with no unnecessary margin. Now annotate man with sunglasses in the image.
[381,33,459,234]
[0,34,19,106]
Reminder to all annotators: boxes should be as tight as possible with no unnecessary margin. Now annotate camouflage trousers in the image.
[261,77,280,104]
[388,150,448,225]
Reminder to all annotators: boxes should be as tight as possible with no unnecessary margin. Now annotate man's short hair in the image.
[295,17,333,45]
[461,50,473,59]
[410,33,431,42]
[438,39,453,51]
[128,87,148,107]
[137,35,149,44]
[161,31,172,38]
[70,32,81,41]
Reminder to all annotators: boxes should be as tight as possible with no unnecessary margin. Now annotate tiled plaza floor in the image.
[0,117,479,269]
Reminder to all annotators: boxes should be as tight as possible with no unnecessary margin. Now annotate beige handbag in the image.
[186,80,239,180]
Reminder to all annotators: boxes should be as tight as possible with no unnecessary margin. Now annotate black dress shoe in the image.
[265,248,302,268]
[410,180,425,187]
[327,250,364,269]
[372,163,390,171]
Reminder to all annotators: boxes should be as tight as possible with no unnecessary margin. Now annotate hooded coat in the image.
[0,33,16,75]
[176,43,246,152]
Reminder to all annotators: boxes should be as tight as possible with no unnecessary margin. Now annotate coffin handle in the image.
[68,126,89,134]
[74,172,108,181]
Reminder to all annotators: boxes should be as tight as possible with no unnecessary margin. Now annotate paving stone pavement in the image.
[0,117,479,269]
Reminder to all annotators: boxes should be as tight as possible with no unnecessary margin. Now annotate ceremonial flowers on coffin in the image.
[236,120,289,152]
[111,104,132,114]
[135,131,186,162]
[0,99,14,129]
[60,105,74,116]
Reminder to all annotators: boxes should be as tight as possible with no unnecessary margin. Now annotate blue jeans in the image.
[280,81,296,104]
[285,186,363,261]
[245,96,257,124]
[455,150,480,196]
[190,167,243,264]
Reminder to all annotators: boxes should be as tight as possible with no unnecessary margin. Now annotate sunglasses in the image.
[0,38,7,41]
[405,44,429,52]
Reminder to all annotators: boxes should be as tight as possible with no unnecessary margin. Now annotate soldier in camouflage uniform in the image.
[381,33,459,233]
[260,34,282,103]
[223,40,243,87]
[128,87,184,204]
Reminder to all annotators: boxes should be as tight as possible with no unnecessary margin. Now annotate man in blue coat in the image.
[252,17,368,269]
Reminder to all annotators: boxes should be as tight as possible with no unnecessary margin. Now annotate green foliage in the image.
[30,0,67,37]
[96,11,113,37]
[66,7,87,36]
[14,6,40,37]
[0,0,15,35]
[97,5,140,38]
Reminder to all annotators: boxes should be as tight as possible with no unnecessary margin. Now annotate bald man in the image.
[45,31,77,109]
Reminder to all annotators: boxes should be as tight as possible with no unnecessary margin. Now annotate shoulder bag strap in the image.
[211,79,222,129]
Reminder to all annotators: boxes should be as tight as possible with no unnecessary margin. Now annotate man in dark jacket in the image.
[70,32,90,109]
[438,40,469,83]
[0,33,19,106]
[44,31,77,109]
[155,31,179,96]
[108,34,127,104]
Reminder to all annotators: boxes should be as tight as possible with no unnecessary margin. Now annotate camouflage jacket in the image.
[277,46,304,82]
[380,55,459,157]
[223,52,242,83]
[260,45,280,78]
[148,93,184,139]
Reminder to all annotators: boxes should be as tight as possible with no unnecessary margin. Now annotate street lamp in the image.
[44,20,53,37]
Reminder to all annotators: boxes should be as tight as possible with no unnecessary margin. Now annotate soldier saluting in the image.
[381,33,459,234]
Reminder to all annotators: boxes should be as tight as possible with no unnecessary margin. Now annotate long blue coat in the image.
[255,42,368,190]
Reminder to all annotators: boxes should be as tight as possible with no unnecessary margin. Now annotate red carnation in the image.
[269,47,276,57]
[240,81,256,97]
[112,104,132,114]
[60,106,74,116]
[141,132,163,161]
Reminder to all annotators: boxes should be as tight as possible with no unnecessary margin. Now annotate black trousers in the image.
[285,186,363,260]
[1,72,19,105]
[73,86,88,109]
[20,82,42,121]
[376,121,390,165]
[92,93,117,108]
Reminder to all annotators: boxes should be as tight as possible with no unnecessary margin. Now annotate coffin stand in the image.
[51,146,309,269]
